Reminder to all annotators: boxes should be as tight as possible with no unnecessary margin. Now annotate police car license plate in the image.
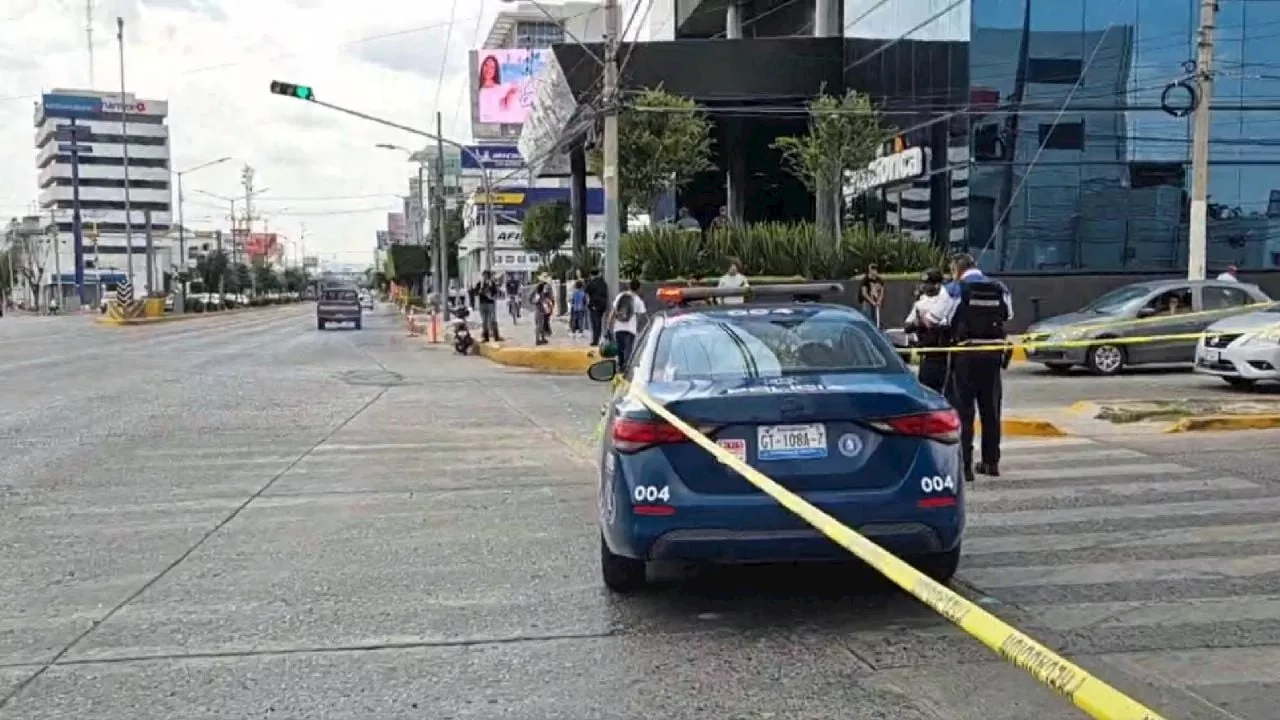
[757,424,827,461]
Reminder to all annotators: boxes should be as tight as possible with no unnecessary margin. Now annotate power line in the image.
[433,0,461,111]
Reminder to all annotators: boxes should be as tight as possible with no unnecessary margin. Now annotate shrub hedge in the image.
[620,222,948,281]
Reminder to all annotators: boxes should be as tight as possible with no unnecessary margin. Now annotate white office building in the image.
[34,89,174,304]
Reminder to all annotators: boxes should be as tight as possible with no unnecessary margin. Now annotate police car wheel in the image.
[1085,343,1126,376]
[600,534,647,593]
[913,545,961,584]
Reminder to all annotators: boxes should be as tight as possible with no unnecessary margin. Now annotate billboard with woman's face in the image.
[472,49,549,126]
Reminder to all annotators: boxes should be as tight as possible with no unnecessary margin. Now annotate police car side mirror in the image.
[1136,307,1157,318]
[586,359,617,382]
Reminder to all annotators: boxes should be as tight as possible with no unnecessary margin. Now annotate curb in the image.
[1166,414,1280,433]
[977,418,1069,437]
[477,342,600,374]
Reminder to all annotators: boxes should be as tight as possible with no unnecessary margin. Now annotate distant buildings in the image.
[34,89,174,300]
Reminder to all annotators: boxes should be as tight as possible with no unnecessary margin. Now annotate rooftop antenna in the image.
[86,0,95,87]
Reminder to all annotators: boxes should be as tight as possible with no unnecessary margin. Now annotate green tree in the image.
[196,250,230,294]
[251,260,278,292]
[282,267,307,293]
[233,262,252,293]
[591,87,716,220]
[443,207,465,278]
[0,248,13,301]
[521,201,571,269]
[772,89,892,241]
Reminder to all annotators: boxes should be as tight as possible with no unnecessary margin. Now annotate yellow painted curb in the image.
[1165,414,1280,433]
[478,342,600,374]
[977,418,1069,437]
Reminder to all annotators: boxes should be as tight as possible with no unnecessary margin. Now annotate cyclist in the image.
[504,274,522,323]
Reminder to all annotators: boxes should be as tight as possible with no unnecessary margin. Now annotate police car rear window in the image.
[323,290,357,302]
[650,308,906,380]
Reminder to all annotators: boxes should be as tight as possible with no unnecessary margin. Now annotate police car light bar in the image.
[656,283,845,306]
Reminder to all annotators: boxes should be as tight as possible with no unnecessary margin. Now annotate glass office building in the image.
[969,0,1280,272]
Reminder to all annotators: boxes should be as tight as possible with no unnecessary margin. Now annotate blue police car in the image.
[588,283,964,593]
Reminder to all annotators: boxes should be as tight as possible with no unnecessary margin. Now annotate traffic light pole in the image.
[266,84,495,275]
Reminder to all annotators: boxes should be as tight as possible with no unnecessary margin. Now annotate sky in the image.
[0,0,515,266]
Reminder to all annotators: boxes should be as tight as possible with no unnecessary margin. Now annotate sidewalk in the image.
[473,308,602,374]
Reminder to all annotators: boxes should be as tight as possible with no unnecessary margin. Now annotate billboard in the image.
[387,212,407,243]
[38,93,167,122]
[243,232,280,261]
[470,187,604,223]
[470,49,550,139]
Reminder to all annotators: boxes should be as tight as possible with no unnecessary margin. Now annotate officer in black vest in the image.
[904,268,950,393]
[925,253,1012,482]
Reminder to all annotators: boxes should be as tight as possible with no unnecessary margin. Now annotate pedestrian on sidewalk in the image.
[474,270,501,342]
[607,278,647,370]
[569,279,587,338]
[860,263,885,328]
[532,274,555,345]
[584,268,609,345]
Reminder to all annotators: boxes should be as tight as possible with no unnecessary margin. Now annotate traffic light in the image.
[269,81,315,101]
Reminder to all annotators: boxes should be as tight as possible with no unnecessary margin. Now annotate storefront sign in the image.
[844,146,927,195]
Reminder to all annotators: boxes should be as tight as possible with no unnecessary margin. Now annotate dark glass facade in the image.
[971,0,1280,272]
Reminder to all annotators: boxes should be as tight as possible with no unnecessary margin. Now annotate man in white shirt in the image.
[717,261,749,304]
[1217,265,1239,282]
[608,278,647,369]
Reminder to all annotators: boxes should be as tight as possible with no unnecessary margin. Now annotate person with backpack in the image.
[607,278,647,370]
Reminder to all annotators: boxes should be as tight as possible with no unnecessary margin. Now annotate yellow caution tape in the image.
[905,331,1212,355]
[630,386,1170,720]
[1001,301,1280,340]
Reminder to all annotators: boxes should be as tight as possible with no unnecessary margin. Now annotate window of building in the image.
[514,21,563,48]
[47,178,170,191]
[41,154,169,170]
[1027,58,1082,85]
[1037,122,1085,151]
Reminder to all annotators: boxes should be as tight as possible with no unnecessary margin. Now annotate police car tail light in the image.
[612,417,689,452]
[872,410,960,443]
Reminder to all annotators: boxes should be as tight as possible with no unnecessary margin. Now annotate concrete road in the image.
[3,305,1280,718]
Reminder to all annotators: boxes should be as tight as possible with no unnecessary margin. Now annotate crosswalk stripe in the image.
[966,476,1259,508]
[965,521,1280,555]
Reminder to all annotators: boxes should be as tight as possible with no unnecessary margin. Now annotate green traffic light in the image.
[269,80,315,101]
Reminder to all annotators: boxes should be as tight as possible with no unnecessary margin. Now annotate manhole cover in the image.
[338,370,409,387]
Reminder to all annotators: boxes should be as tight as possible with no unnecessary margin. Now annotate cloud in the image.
[0,0,502,261]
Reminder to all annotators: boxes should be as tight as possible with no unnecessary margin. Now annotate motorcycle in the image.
[451,305,475,355]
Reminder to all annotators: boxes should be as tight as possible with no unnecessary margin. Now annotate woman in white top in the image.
[608,278,647,369]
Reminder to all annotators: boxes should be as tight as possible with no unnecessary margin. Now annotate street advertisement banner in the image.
[518,53,577,176]
[469,187,604,223]
[243,232,279,261]
[469,49,551,140]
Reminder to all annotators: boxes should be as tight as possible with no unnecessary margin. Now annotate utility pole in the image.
[143,209,154,294]
[1187,0,1219,281]
[86,0,95,87]
[241,164,258,296]
[49,211,61,314]
[117,16,135,295]
[601,0,621,298]
[215,229,225,307]
[434,111,449,319]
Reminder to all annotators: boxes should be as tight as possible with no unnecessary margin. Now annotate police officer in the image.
[925,253,1012,482]
[903,268,949,393]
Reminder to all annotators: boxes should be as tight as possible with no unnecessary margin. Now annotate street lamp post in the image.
[175,156,232,313]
